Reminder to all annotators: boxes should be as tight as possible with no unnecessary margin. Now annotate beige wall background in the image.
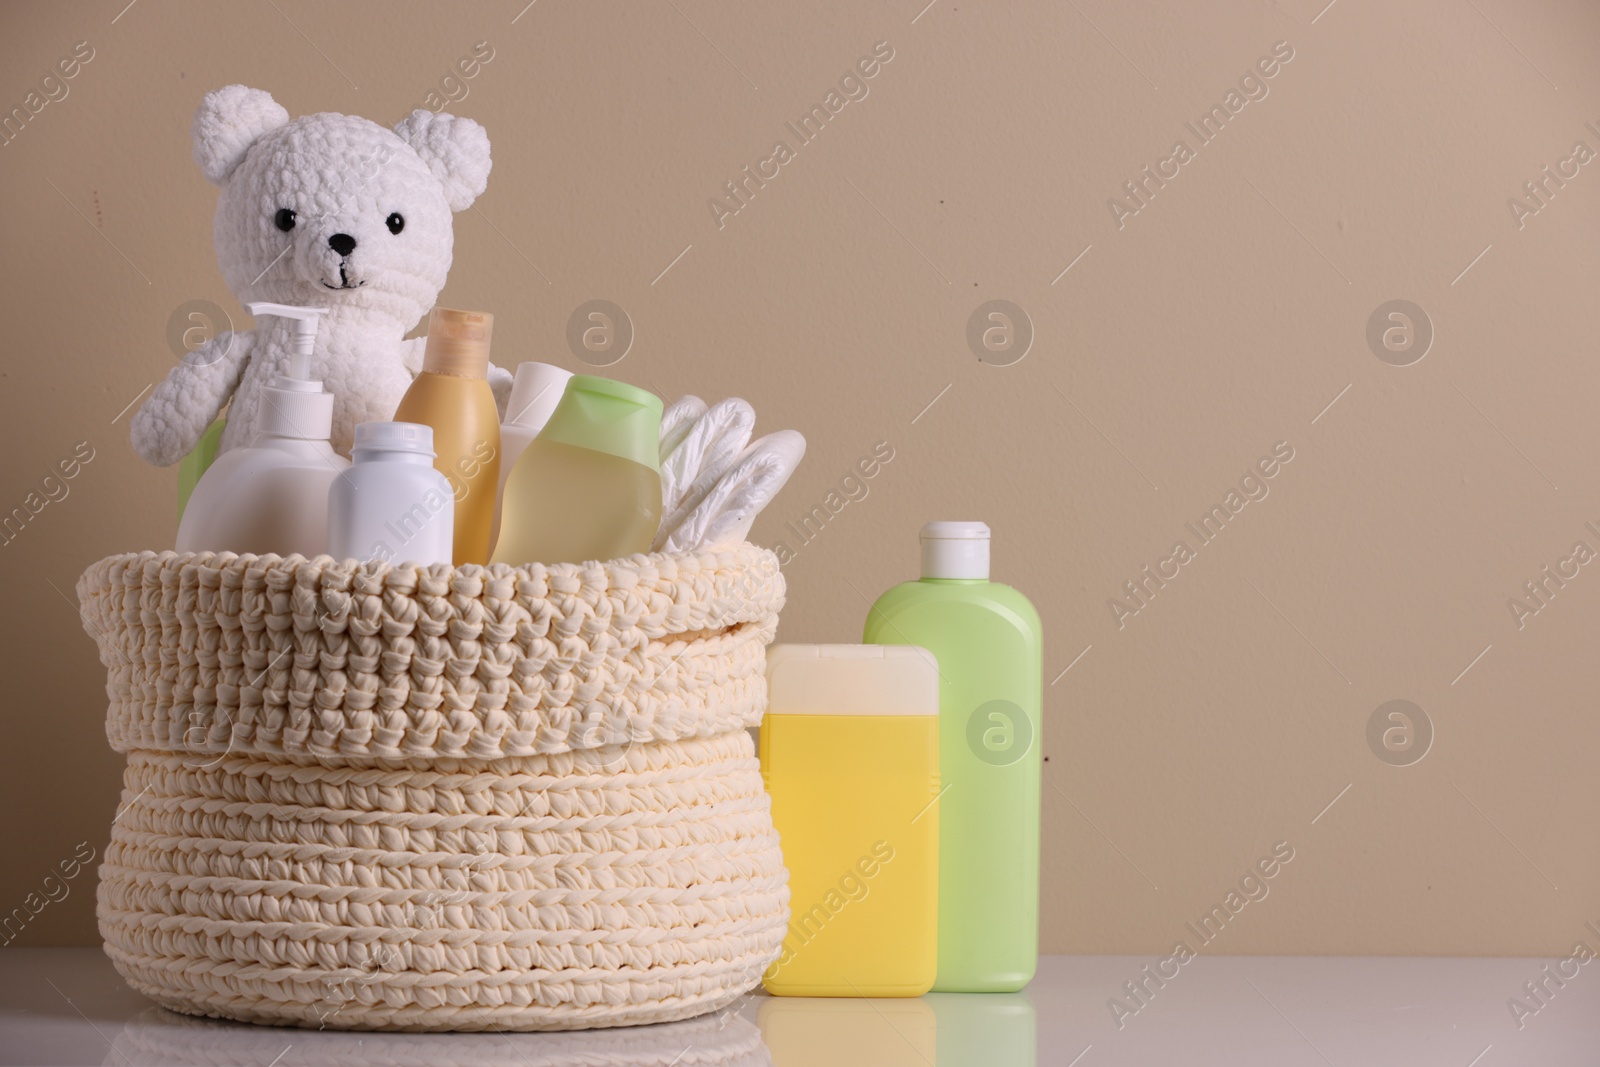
[3,0,1599,956]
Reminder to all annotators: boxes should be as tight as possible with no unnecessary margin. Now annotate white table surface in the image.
[2,948,1595,1065]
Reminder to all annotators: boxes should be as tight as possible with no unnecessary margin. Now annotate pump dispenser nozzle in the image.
[246,302,334,441]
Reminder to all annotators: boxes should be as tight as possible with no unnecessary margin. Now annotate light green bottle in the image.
[490,375,662,565]
[863,521,1042,992]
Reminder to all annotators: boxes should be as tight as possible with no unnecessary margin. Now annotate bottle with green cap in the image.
[490,374,663,564]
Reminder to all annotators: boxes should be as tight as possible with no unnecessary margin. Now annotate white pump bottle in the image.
[174,303,350,557]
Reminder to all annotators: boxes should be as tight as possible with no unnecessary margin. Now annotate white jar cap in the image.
[505,362,575,433]
[921,520,990,579]
[352,421,436,457]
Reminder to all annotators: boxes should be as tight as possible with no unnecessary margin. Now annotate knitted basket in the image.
[76,545,790,1032]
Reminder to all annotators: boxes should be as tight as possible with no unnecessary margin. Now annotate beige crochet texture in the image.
[77,546,790,1031]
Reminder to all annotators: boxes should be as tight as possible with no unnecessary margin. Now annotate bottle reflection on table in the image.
[759,991,1036,1066]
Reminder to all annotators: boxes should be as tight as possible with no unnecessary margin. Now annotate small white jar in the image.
[327,422,455,566]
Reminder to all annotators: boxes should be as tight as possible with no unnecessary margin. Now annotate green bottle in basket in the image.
[491,375,662,565]
[176,417,226,521]
[863,520,1042,992]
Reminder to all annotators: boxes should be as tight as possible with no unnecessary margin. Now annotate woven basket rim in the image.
[80,541,780,580]
[78,543,783,761]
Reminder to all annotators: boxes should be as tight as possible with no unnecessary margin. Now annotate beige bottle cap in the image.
[422,307,493,377]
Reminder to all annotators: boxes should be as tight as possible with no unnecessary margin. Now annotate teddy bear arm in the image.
[129,329,255,467]
[400,335,426,376]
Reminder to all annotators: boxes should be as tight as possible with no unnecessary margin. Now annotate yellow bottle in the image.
[392,307,501,565]
[490,375,662,565]
[759,644,940,997]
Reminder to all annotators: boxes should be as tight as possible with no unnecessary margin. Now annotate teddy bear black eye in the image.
[386,212,405,235]
[274,208,297,232]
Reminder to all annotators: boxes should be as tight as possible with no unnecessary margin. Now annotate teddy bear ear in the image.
[393,110,493,211]
[192,85,290,185]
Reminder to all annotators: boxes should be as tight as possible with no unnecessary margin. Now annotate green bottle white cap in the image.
[537,375,663,471]
[921,520,990,580]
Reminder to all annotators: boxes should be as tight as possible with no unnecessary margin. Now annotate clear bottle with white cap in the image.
[863,520,1043,992]
[174,303,350,556]
[327,422,455,566]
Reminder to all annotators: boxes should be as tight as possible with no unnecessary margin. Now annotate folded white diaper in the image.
[662,430,807,552]
[659,395,708,472]
[656,397,756,548]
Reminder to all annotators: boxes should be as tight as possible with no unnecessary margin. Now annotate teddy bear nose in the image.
[327,233,357,257]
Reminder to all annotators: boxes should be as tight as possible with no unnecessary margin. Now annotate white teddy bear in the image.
[131,85,511,467]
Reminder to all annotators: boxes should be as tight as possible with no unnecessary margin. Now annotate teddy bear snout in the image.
[311,229,367,289]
